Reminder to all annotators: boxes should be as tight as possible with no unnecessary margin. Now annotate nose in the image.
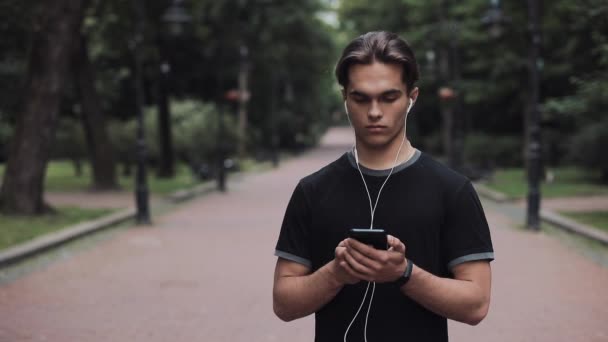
[368,100,382,120]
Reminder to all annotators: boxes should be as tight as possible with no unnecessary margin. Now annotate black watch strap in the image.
[394,258,413,288]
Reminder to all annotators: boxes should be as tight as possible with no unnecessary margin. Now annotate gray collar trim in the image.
[346,149,421,176]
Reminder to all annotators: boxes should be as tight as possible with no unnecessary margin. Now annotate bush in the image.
[51,117,87,160]
[464,134,522,169]
[107,100,238,177]
[107,119,136,172]
[567,117,608,182]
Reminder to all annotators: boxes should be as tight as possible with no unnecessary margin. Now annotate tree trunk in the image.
[0,0,85,215]
[74,34,118,190]
[156,60,175,178]
[601,168,608,184]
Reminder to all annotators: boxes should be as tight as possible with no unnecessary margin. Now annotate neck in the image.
[355,135,414,170]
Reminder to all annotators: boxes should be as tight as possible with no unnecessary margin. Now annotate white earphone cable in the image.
[343,99,411,342]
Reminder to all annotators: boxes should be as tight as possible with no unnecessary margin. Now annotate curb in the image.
[474,183,511,203]
[474,182,608,246]
[0,208,135,268]
[0,180,220,269]
[540,209,608,246]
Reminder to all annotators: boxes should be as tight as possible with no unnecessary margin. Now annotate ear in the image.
[409,87,420,102]
[341,88,347,101]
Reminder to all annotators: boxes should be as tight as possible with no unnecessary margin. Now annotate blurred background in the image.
[0,0,607,242]
[1,1,608,341]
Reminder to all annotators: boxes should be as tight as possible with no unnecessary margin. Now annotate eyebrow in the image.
[348,89,403,97]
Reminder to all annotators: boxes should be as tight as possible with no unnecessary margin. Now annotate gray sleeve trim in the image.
[274,250,312,268]
[447,252,495,269]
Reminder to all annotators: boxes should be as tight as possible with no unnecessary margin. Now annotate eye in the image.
[351,94,370,103]
[382,93,401,103]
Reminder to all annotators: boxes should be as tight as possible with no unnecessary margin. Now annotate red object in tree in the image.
[438,86,456,101]
[224,89,240,102]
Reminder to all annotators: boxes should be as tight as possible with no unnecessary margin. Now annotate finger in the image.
[343,249,375,276]
[387,235,406,254]
[347,243,383,271]
[335,246,349,260]
[347,238,384,260]
[339,260,370,281]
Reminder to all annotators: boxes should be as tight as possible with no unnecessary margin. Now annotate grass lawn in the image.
[560,211,608,233]
[0,206,115,250]
[485,167,608,199]
[0,161,201,194]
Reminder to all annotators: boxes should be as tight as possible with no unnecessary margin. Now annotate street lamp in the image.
[481,0,511,38]
[162,0,192,36]
[438,0,464,173]
[157,0,192,179]
[484,0,542,230]
[237,44,250,159]
[131,0,150,224]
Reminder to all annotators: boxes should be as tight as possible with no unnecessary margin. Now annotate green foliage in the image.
[107,119,137,165]
[0,0,38,119]
[464,134,521,168]
[560,211,608,233]
[0,206,115,250]
[338,0,608,173]
[485,167,608,199]
[51,117,87,160]
[567,117,608,181]
[0,160,198,194]
[107,99,236,170]
[167,100,237,165]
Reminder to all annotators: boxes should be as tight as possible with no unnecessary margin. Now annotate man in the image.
[273,31,494,342]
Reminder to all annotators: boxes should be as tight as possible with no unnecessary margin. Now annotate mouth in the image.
[366,125,387,132]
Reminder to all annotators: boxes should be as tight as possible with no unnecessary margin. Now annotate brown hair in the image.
[335,31,420,92]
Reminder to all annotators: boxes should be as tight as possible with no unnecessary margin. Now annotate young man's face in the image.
[344,61,418,149]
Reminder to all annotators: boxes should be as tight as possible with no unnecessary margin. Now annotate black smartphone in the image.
[348,228,388,250]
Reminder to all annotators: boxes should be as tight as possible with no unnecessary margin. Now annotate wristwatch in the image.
[394,258,414,288]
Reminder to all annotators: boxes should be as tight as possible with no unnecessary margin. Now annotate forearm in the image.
[273,260,344,322]
[402,264,490,325]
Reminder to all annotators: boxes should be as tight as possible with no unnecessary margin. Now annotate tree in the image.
[74,34,119,190]
[0,0,86,214]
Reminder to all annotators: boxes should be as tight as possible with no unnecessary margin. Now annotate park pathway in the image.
[1,127,607,341]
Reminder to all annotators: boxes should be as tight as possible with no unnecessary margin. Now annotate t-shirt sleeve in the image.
[441,181,494,271]
[274,182,312,268]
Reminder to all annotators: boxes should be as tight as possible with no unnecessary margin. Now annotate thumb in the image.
[387,235,405,254]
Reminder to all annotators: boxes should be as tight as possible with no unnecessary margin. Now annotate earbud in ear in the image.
[406,98,415,114]
[344,101,349,116]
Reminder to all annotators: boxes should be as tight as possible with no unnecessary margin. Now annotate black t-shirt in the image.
[275,150,494,342]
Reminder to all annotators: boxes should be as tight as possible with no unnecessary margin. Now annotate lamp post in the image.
[157,0,192,179]
[525,0,542,230]
[162,0,192,36]
[131,0,150,224]
[237,44,250,158]
[484,0,542,230]
[438,0,464,173]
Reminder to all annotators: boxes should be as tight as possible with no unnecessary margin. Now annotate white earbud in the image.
[406,98,415,114]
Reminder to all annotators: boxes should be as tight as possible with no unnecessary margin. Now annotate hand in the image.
[333,239,362,285]
[342,234,407,283]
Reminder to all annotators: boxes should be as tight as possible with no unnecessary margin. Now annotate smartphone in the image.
[348,228,388,250]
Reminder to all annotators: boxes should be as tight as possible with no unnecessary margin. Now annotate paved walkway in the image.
[1,127,607,341]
